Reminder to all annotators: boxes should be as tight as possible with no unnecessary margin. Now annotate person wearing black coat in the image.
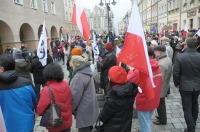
[99,43,117,94]
[173,37,200,132]
[30,50,53,100]
[99,66,138,132]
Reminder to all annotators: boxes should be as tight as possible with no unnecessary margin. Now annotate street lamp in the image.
[99,0,116,33]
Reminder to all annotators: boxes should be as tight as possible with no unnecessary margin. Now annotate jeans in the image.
[34,83,46,101]
[180,90,200,132]
[157,98,167,124]
[137,109,154,132]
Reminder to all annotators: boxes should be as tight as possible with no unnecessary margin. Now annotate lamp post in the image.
[99,0,116,33]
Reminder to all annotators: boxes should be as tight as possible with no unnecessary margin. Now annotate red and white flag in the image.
[183,24,188,38]
[72,0,90,41]
[118,1,155,99]
[0,106,6,132]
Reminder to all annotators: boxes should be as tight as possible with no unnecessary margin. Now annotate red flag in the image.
[72,0,90,41]
[183,24,188,38]
[118,2,155,100]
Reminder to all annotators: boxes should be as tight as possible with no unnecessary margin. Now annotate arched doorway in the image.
[59,27,66,41]
[0,20,14,54]
[50,26,58,39]
[20,23,35,42]
[19,23,35,50]
[38,25,48,39]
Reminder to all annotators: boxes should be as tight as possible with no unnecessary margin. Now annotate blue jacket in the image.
[0,70,37,132]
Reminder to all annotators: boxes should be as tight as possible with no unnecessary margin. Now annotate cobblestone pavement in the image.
[34,63,200,132]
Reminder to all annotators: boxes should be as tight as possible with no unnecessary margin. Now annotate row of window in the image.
[13,0,56,15]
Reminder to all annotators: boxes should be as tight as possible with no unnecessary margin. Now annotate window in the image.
[165,4,167,13]
[51,1,56,14]
[42,0,48,12]
[161,6,163,14]
[31,0,38,9]
[14,0,23,5]
[66,12,68,20]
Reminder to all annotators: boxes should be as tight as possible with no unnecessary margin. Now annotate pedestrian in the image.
[0,55,37,132]
[150,40,158,49]
[161,36,173,60]
[70,55,99,132]
[99,42,117,94]
[68,47,83,83]
[30,49,53,100]
[12,48,32,82]
[128,47,162,132]
[37,62,72,132]
[153,45,172,125]
[173,37,200,132]
[4,45,11,54]
[99,66,138,132]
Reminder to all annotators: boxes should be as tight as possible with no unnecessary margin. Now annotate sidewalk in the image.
[34,63,200,132]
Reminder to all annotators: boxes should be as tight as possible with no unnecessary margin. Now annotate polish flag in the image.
[72,0,90,41]
[118,2,155,99]
[183,24,188,38]
[0,107,6,132]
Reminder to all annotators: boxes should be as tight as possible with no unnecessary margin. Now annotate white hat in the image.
[151,40,158,46]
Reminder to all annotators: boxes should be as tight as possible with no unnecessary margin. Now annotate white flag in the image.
[60,34,64,41]
[0,107,6,132]
[37,21,47,66]
[92,33,99,64]
[195,29,200,36]
[68,33,71,43]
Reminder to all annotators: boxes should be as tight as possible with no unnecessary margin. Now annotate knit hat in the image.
[151,40,158,46]
[12,49,23,59]
[71,47,82,56]
[105,42,113,52]
[161,36,170,42]
[71,55,86,68]
[108,66,127,84]
[154,45,166,52]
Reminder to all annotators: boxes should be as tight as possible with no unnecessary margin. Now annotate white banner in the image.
[37,21,47,66]
[92,33,99,64]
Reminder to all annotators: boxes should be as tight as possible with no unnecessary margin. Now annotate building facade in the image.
[86,5,114,35]
[126,0,200,34]
[181,0,200,30]
[64,0,81,37]
[0,0,66,54]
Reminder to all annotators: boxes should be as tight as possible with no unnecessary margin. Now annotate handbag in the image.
[40,86,63,127]
[92,118,104,132]
[93,72,100,86]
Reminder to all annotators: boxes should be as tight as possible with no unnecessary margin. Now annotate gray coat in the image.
[70,62,99,128]
[158,54,172,98]
[165,43,174,60]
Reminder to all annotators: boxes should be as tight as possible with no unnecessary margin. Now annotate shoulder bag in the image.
[40,85,63,127]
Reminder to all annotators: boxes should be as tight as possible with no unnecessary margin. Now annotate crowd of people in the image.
[0,30,200,132]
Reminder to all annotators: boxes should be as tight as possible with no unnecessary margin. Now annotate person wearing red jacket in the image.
[128,47,162,132]
[37,62,72,132]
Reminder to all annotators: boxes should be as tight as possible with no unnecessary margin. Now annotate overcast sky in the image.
[83,0,132,29]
